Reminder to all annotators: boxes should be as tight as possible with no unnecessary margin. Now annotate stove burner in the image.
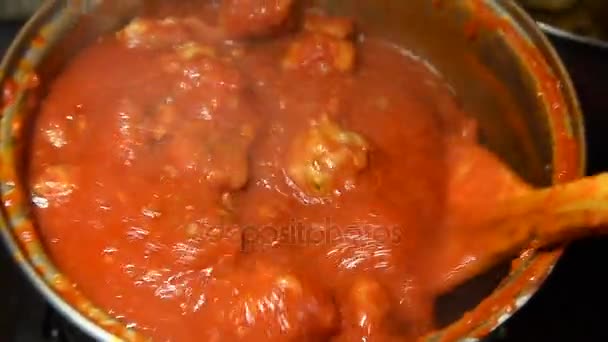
[42,306,94,342]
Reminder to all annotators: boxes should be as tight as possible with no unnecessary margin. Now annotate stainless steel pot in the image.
[535,24,608,175]
[0,1,585,341]
[0,0,43,21]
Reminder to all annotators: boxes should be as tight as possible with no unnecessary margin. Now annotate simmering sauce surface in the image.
[29,1,528,341]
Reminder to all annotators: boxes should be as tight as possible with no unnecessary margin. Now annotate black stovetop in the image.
[1,21,607,342]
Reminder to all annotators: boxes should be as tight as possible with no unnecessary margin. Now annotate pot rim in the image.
[423,1,585,340]
[537,21,608,50]
[0,1,586,341]
[0,1,127,340]
[497,1,586,176]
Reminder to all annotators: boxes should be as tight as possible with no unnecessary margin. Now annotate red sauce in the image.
[2,78,17,109]
[28,1,540,341]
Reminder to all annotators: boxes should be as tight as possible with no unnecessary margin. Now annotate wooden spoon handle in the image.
[495,173,608,247]
[440,173,608,293]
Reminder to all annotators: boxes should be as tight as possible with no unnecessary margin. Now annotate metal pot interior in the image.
[0,0,584,340]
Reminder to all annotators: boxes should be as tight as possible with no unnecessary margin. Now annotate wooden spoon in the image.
[439,173,608,293]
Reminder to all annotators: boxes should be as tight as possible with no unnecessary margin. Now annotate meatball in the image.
[141,102,179,142]
[107,42,257,192]
[283,14,356,74]
[117,17,196,49]
[220,0,295,39]
[160,44,243,91]
[304,13,354,39]
[194,257,338,340]
[160,120,255,191]
[334,277,402,341]
[282,33,355,74]
[117,14,236,49]
[347,277,391,326]
[287,116,369,196]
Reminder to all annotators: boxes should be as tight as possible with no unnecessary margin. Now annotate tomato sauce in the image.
[28,1,530,341]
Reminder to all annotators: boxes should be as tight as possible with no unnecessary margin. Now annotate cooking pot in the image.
[0,0,584,341]
[518,0,608,173]
[536,25,608,175]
